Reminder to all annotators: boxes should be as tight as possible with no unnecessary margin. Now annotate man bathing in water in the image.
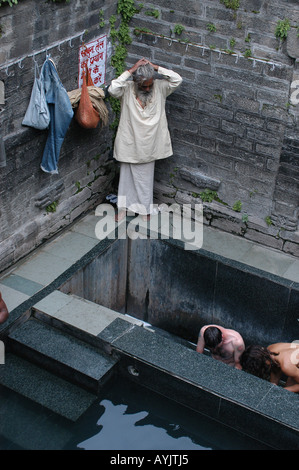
[240,342,299,393]
[196,324,245,369]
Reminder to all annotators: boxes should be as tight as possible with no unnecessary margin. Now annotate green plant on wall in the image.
[232,200,242,212]
[242,213,249,223]
[145,8,159,19]
[110,0,137,76]
[230,37,236,48]
[45,201,58,213]
[108,0,139,130]
[173,24,185,36]
[199,189,227,205]
[200,189,219,203]
[220,0,240,10]
[275,18,291,40]
[0,0,18,5]
[207,23,217,33]
[99,9,105,28]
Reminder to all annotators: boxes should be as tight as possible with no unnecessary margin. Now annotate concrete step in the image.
[0,353,97,421]
[7,317,118,394]
[32,290,143,350]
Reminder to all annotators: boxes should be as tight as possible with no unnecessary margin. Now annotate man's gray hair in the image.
[133,63,155,84]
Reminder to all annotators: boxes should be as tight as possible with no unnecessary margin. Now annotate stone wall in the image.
[1,0,299,275]
[0,0,117,273]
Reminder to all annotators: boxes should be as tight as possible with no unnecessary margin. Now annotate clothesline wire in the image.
[0,30,86,73]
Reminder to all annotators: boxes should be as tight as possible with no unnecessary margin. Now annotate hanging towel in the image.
[22,61,50,130]
[0,127,6,168]
[40,58,73,174]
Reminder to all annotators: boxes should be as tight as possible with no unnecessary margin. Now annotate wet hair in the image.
[204,327,222,349]
[240,345,279,380]
[133,63,155,85]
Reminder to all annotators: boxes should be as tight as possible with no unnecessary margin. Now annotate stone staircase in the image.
[0,313,120,421]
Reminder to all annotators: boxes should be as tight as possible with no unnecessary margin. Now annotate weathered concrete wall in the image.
[0,0,117,273]
[58,237,299,347]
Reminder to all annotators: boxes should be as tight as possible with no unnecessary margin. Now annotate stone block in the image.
[286,27,299,59]
[235,111,264,129]
[224,94,260,113]
[179,166,220,190]
[243,228,284,251]
[221,120,245,137]
[0,81,4,105]
[283,240,299,257]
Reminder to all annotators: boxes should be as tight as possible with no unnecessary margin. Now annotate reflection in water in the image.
[67,378,269,451]
[78,400,210,450]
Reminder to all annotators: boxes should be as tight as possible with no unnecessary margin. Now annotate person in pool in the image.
[240,342,299,393]
[0,291,9,324]
[196,324,245,369]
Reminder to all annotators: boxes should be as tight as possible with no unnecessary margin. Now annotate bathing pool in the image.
[0,212,298,450]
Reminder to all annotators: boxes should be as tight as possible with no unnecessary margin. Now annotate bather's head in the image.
[240,345,278,380]
[204,327,223,350]
[133,63,155,105]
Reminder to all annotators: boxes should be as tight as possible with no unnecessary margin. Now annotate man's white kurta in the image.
[108,67,183,164]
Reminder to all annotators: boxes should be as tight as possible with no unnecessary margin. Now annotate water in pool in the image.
[0,376,272,450]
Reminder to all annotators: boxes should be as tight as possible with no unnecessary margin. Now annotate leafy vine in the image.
[108,0,140,130]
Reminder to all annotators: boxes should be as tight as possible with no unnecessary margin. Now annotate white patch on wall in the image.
[0,81,4,105]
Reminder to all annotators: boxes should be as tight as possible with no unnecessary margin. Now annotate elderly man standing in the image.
[108,58,182,221]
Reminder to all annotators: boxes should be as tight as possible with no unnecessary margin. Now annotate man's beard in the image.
[135,84,154,106]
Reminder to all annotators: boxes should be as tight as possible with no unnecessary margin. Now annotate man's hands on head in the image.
[128,58,159,74]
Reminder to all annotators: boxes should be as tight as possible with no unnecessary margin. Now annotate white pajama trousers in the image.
[117,161,155,215]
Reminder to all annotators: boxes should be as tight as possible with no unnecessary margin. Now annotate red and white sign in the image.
[78,35,107,87]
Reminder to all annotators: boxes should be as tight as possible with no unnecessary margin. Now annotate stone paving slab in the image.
[40,231,99,263]
[0,283,29,312]
[33,291,143,337]
[0,274,43,297]
[8,251,74,286]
